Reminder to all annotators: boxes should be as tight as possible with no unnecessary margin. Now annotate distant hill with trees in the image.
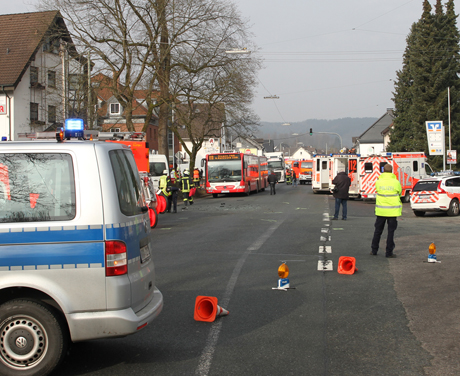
[254,117,378,151]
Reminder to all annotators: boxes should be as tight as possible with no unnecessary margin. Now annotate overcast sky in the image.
[4,0,460,123]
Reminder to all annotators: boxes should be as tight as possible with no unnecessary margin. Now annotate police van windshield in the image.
[208,160,241,182]
[0,153,76,223]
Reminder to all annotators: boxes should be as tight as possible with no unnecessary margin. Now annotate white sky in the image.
[4,0,459,122]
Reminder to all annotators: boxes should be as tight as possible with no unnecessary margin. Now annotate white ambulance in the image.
[329,154,360,198]
[312,154,333,193]
[359,152,432,202]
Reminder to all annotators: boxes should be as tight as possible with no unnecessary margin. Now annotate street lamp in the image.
[309,129,342,150]
[225,48,251,54]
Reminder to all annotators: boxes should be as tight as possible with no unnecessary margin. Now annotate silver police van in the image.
[0,140,163,375]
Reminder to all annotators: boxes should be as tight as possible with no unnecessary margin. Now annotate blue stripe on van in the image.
[0,242,104,269]
[0,225,104,244]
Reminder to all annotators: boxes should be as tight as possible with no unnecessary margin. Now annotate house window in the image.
[110,128,121,133]
[48,105,56,123]
[30,103,39,121]
[48,70,56,88]
[30,66,38,85]
[110,103,120,114]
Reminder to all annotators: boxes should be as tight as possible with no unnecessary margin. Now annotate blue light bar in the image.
[64,118,84,138]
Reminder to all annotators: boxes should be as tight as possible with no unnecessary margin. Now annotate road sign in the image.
[209,138,214,145]
[425,121,444,156]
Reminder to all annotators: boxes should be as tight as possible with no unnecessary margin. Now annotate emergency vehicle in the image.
[299,160,313,185]
[0,120,163,375]
[359,152,432,202]
[410,172,460,216]
[312,154,333,193]
[329,154,360,198]
[204,152,268,197]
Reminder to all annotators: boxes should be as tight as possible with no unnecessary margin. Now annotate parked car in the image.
[0,140,163,375]
[410,172,460,216]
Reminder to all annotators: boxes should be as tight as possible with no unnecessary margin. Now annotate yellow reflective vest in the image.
[375,172,402,217]
[159,175,171,196]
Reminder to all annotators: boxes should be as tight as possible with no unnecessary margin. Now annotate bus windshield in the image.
[208,160,242,182]
[267,160,284,169]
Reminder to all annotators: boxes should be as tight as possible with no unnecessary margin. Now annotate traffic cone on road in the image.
[337,256,358,275]
[194,296,229,322]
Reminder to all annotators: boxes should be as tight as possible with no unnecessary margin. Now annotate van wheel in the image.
[0,300,68,376]
[413,210,425,217]
[447,199,459,216]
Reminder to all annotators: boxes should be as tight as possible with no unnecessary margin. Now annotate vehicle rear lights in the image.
[106,241,128,276]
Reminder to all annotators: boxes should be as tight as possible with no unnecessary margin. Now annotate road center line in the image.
[195,219,285,376]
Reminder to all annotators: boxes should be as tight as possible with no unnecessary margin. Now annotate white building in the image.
[0,11,86,140]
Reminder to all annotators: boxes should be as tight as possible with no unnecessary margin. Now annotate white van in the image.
[0,141,163,375]
[149,154,169,190]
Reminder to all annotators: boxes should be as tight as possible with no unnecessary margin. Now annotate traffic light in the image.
[309,128,313,136]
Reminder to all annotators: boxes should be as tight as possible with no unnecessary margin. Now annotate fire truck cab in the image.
[359,152,431,202]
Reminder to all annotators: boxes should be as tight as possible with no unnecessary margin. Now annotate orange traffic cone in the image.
[337,256,358,275]
[194,296,229,322]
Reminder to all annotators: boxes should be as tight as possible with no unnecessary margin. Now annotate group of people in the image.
[285,168,297,186]
[158,167,202,213]
[332,163,401,258]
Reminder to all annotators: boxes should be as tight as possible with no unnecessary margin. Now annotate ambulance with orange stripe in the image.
[410,173,460,216]
[359,152,432,202]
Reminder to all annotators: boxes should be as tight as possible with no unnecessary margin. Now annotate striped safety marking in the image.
[412,191,439,203]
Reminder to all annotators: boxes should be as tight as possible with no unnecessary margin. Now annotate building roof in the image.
[357,108,394,144]
[0,11,74,88]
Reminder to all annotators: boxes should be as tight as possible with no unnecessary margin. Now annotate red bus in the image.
[204,153,268,198]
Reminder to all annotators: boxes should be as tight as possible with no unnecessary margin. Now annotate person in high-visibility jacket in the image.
[181,169,194,206]
[370,163,402,258]
[159,170,172,213]
[193,168,200,187]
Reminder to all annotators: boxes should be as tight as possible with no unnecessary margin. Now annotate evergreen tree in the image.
[389,0,460,169]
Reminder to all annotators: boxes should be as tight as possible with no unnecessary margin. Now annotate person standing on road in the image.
[332,169,351,220]
[370,163,402,258]
[267,170,278,195]
[181,169,194,207]
[159,170,172,213]
[292,170,297,187]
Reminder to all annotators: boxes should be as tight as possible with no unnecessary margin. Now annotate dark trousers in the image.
[269,182,276,195]
[371,216,398,256]
[334,198,347,219]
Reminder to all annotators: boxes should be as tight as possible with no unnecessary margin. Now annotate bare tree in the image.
[40,0,261,162]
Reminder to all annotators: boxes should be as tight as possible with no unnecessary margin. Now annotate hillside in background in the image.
[254,117,378,152]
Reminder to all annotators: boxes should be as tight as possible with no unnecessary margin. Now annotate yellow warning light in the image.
[429,243,436,255]
[278,263,289,279]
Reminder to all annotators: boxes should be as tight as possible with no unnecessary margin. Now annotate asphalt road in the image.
[55,183,460,376]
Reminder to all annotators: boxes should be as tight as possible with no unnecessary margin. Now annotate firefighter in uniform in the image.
[286,169,292,185]
[193,168,200,188]
[370,163,402,258]
[159,170,173,213]
[181,169,194,206]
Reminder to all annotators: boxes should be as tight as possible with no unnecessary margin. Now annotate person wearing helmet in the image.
[159,169,173,213]
[181,169,194,207]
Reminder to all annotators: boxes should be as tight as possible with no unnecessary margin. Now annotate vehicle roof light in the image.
[64,118,85,139]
